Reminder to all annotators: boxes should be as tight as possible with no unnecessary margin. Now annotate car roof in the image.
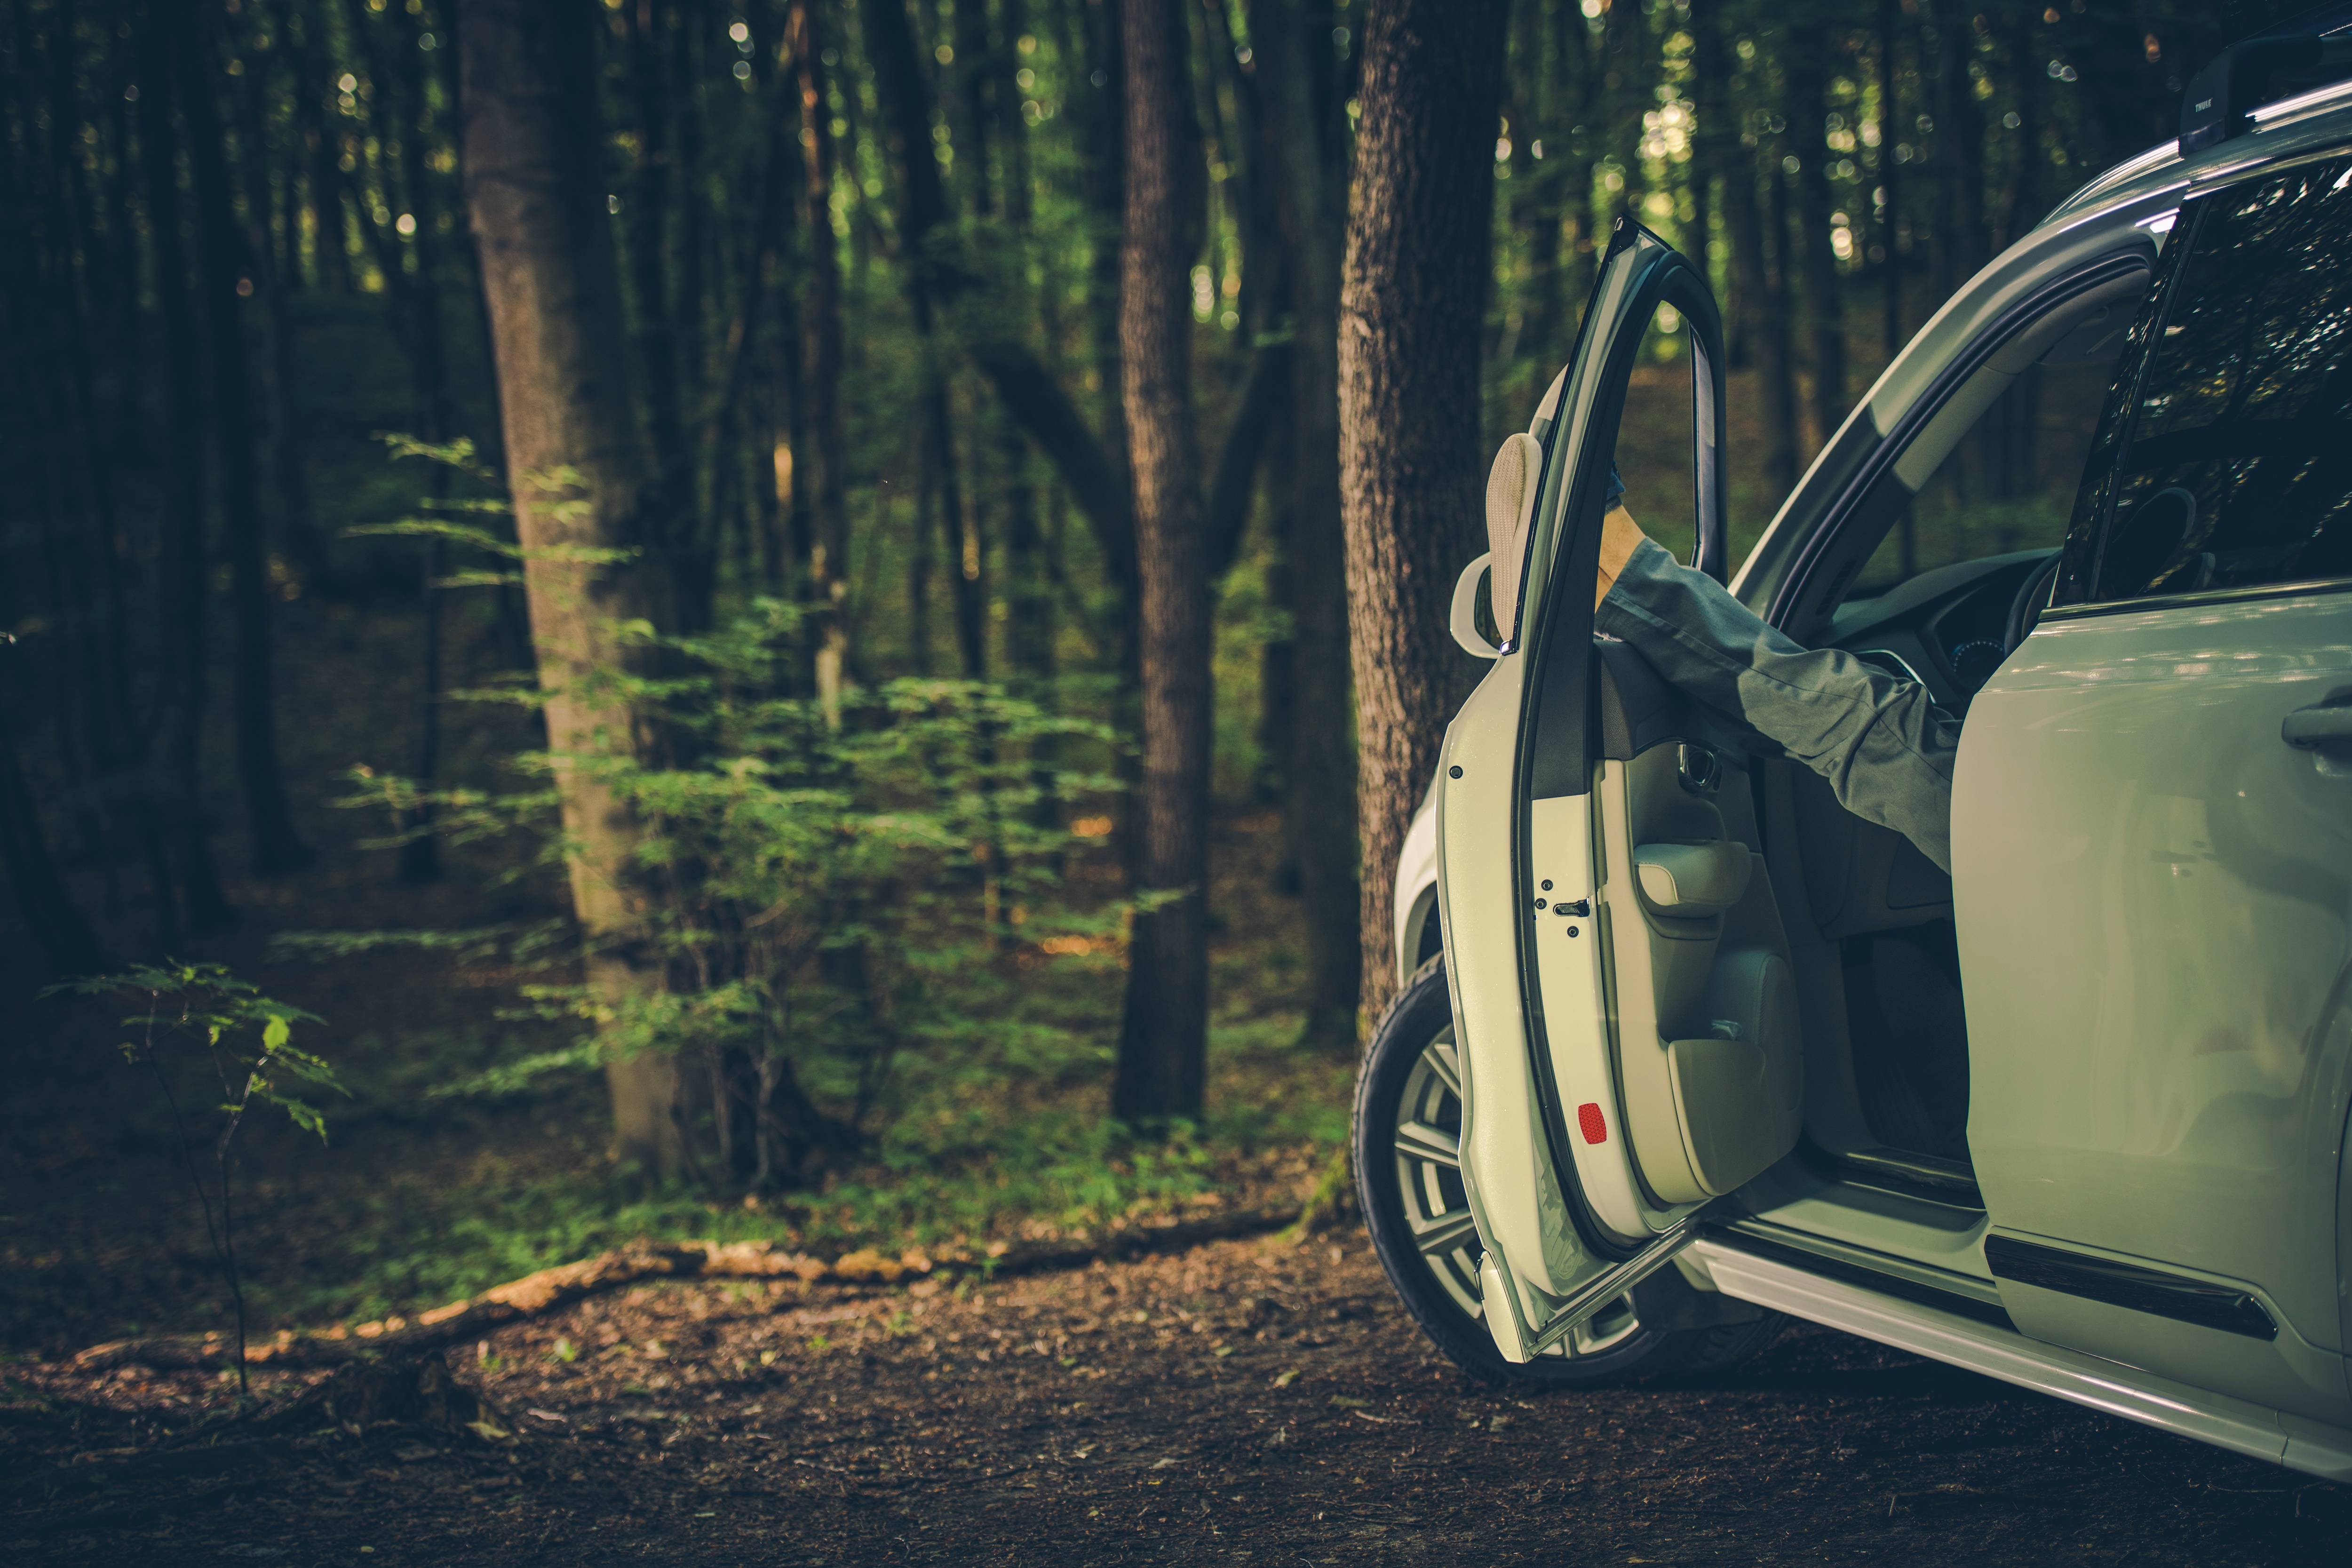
[2041,77,2352,230]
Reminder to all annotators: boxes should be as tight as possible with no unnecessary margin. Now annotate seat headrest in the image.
[1486,432,1542,643]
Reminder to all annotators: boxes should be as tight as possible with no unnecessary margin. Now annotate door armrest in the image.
[1634,841,1753,915]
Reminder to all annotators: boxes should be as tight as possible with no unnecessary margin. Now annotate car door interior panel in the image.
[1593,645,1805,1207]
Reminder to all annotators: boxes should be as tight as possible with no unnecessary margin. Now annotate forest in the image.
[0,0,2282,1377]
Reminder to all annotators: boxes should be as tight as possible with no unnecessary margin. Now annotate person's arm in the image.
[1593,508,1960,874]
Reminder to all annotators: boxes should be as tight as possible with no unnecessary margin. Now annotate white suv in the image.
[1353,56,2352,1484]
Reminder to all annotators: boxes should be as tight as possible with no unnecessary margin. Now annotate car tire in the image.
[1353,954,1785,1387]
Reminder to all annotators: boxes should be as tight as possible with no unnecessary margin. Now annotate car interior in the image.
[1574,263,2156,1217]
[1750,264,2153,1206]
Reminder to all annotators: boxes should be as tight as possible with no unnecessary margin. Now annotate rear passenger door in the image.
[1956,150,2352,1437]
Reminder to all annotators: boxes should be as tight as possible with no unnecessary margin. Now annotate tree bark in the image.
[131,1,234,933]
[792,0,852,724]
[1877,0,1904,362]
[623,0,705,635]
[172,2,312,876]
[1741,132,1802,500]
[1782,22,1846,452]
[386,0,457,884]
[991,1,1052,705]
[1338,0,1509,1022]
[860,0,978,681]
[294,0,349,294]
[461,0,681,1175]
[1256,0,1359,1053]
[1691,0,1739,348]
[0,698,109,977]
[1112,0,1209,1127]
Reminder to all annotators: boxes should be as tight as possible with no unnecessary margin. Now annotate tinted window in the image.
[2072,154,2352,603]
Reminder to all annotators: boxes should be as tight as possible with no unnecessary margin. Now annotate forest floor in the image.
[7,1232,2351,1565]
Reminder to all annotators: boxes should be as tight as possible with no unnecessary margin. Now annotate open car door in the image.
[1438,220,1806,1363]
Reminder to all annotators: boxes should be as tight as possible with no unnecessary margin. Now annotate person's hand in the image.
[1595,504,1648,610]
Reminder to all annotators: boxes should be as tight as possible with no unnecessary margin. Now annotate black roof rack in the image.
[2181,3,2352,152]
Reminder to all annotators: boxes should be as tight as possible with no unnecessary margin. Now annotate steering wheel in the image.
[2002,552,2063,656]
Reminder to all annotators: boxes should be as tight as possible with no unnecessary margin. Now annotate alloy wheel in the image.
[1391,1025,1642,1359]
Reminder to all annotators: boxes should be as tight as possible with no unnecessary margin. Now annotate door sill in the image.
[1687,1236,2352,1485]
[1713,1221,2010,1324]
[1838,1146,1983,1207]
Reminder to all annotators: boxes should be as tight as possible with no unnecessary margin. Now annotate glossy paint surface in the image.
[1955,591,2352,1363]
[1437,654,1586,1305]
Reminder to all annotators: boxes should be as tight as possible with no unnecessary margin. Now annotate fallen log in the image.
[64,1204,1303,1374]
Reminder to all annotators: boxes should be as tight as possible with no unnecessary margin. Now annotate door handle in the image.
[2282,703,2352,751]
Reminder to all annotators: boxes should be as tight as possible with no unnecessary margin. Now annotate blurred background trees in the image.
[0,0,2298,1157]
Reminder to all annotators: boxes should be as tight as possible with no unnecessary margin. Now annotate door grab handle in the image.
[2282,704,2352,750]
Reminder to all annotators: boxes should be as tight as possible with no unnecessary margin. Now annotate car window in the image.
[2072,151,2352,603]
[1614,300,1704,571]
[1846,363,2106,600]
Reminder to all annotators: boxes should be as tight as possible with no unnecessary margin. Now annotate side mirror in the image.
[1451,553,1501,660]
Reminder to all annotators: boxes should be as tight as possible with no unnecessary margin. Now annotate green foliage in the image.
[321,580,1135,1190]
[40,963,342,1391]
[43,962,340,1144]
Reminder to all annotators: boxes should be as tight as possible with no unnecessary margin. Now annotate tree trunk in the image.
[860,0,977,681]
[1556,4,1600,339]
[172,2,311,876]
[15,55,180,953]
[0,699,109,977]
[992,1,1051,706]
[461,0,681,1175]
[1337,0,1509,1022]
[1691,0,1740,343]
[792,0,852,724]
[623,0,704,636]
[1602,0,1648,220]
[389,0,457,884]
[1877,0,1904,362]
[1748,139,1802,500]
[294,0,349,294]
[1112,0,1209,1127]
[131,1,233,933]
[1257,0,1359,1053]
[1782,24,1845,453]
[240,14,331,597]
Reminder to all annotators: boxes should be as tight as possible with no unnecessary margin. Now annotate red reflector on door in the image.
[1577,1102,1607,1144]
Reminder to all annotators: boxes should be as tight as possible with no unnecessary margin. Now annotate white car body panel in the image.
[1957,593,2352,1417]
[1436,655,1587,1302]
[1686,1237,2352,1484]
[1385,89,2352,1467]
[1392,786,1438,987]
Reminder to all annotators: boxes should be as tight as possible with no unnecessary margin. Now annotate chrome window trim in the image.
[2184,138,2352,198]
[2249,77,2352,133]
[2037,575,2352,624]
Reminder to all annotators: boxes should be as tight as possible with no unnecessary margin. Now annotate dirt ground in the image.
[8,1233,2349,1566]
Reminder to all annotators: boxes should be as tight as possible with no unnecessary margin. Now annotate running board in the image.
[1687,1236,2352,1485]
[1480,1215,1701,1362]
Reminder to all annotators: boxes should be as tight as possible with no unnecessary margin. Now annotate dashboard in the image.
[1823,549,2057,713]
